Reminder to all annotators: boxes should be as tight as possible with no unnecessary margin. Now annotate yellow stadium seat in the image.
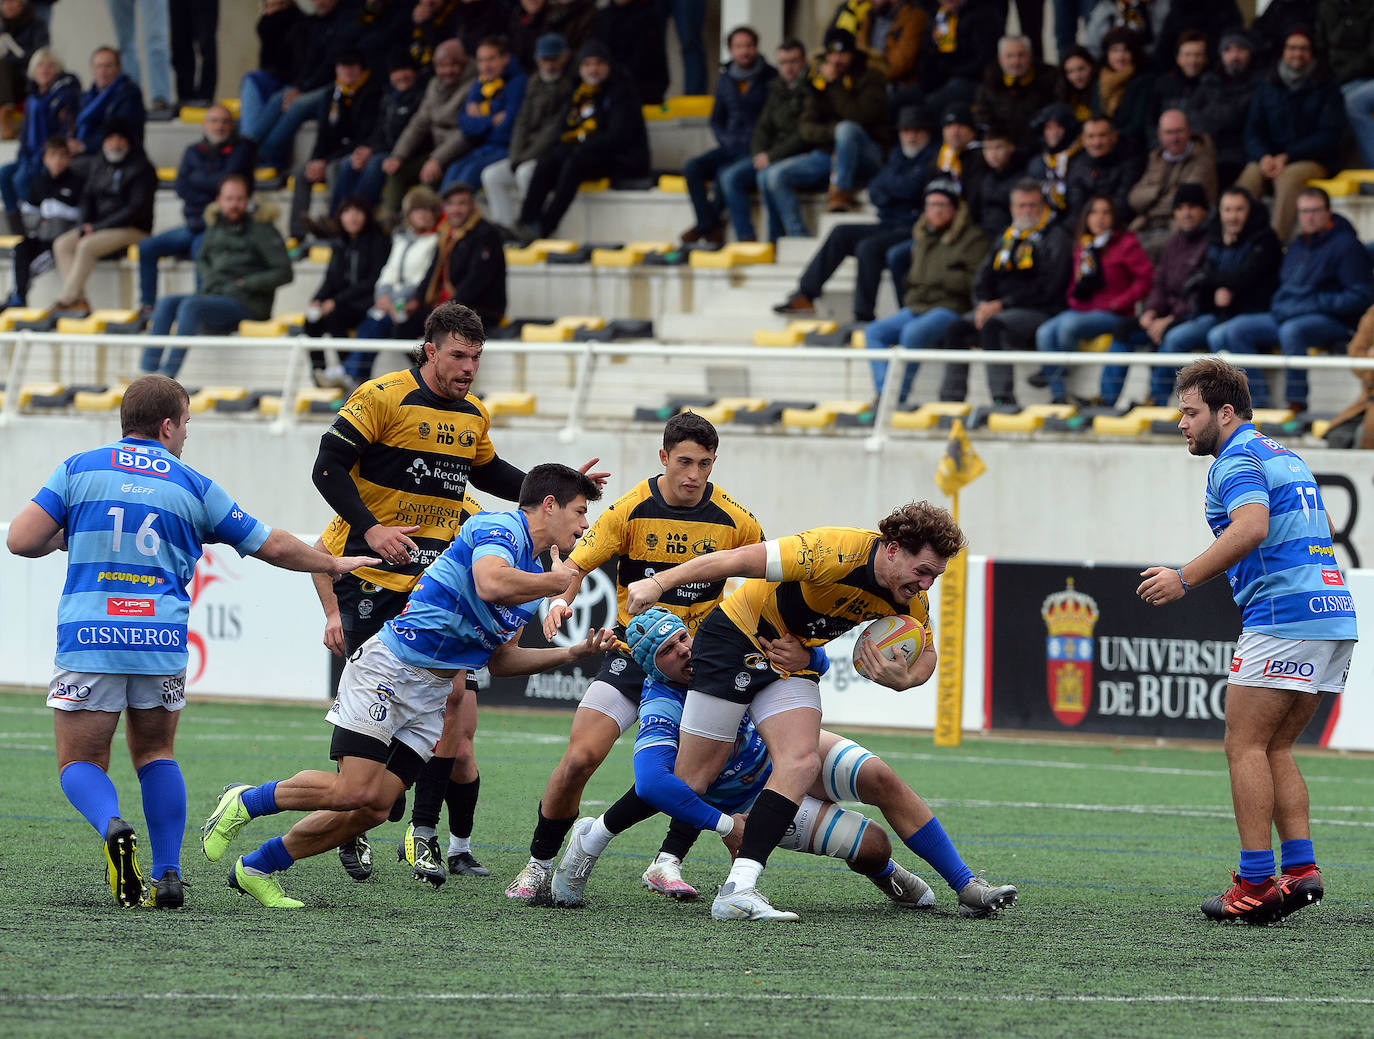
[178,106,208,124]
[75,387,125,411]
[753,319,837,347]
[17,381,64,407]
[781,401,869,428]
[293,387,342,414]
[127,243,140,260]
[0,234,21,249]
[850,329,866,348]
[188,386,249,414]
[987,403,1076,433]
[308,245,332,264]
[1093,405,1178,436]
[657,175,688,193]
[505,245,544,265]
[1082,333,1112,352]
[521,316,606,342]
[689,242,775,268]
[258,395,282,416]
[1311,419,1332,438]
[253,167,279,182]
[0,306,50,331]
[1307,176,1356,197]
[666,95,713,118]
[238,318,290,337]
[56,309,140,335]
[891,401,970,430]
[485,391,536,416]
[578,178,611,193]
[156,166,177,182]
[693,397,767,423]
[219,98,241,117]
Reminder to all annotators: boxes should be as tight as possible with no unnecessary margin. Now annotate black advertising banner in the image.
[986,561,1337,742]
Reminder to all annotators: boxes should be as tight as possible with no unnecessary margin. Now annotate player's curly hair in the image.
[1175,357,1253,421]
[878,501,966,559]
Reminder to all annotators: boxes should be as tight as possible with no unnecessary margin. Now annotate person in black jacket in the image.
[1184,30,1257,187]
[1065,115,1142,225]
[333,49,423,211]
[6,134,80,305]
[910,0,1002,115]
[420,181,507,329]
[50,117,154,313]
[514,40,648,240]
[593,0,668,105]
[0,0,48,112]
[306,195,392,389]
[289,48,384,242]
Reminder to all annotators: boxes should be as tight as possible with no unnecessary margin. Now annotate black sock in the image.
[444,774,480,839]
[737,789,800,867]
[603,784,659,836]
[530,803,577,860]
[657,814,702,862]
[410,755,454,830]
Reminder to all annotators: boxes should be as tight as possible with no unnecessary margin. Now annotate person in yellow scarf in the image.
[421,181,506,328]
[1026,102,1084,219]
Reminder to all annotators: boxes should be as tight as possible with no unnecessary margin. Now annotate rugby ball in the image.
[853,616,926,678]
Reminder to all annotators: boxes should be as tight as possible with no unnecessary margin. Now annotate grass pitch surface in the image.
[1,690,1371,1039]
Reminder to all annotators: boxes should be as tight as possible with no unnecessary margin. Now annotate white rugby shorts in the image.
[48,668,187,712]
[1229,633,1355,694]
[328,637,450,759]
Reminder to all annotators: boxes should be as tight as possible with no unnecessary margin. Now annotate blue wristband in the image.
[1175,568,1190,593]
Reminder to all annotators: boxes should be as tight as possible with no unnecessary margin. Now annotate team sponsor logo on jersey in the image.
[457,429,478,448]
[360,581,383,594]
[1257,436,1287,454]
[1321,569,1344,586]
[97,570,162,587]
[1041,579,1100,727]
[52,679,92,702]
[692,538,718,554]
[644,533,659,549]
[111,449,172,477]
[609,657,627,674]
[106,597,155,617]
[1308,594,1355,613]
[1308,544,1334,557]
[161,675,185,705]
[407,458,432,484]
[376,682,394,700]
[76,626,182,647]
[120,483,155,495]
[1262,659,1314,681]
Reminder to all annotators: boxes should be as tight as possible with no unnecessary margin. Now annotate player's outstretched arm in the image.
[855,634,937,691]
[487,625,617,676]
[625,542,769,615]
[251,528,380,577]
[6,502,65,557]
[308,536,346,656]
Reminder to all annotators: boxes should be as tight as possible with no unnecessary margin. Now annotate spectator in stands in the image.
[678,25,775,247]
[1056,45,1096,124]
[403,0,456,73]
[1185,30,1257,187]
[6,135,80,306]
[354,184,442,344]
[759,28,888,231]
[1238,29,1346,242]
[966,124,1024,239]
[825,0,925,89]
[1154,1,1243,72]
[720,38,809,243]
[594,0,668,106]
[71,46,145,165]
[0,0,48,122]
[50,118,154,314]
[914,0,1001,116]
[1317,0,1374,168]
[661,0,709,95]
[1102,182,1212,406]
[481,33,572,235]
[863,178,988,404]
[451,0,519,61]
[507,0,595,72]
[305,195,391,389]
[513,40,649,240]
[169,0,217,107]
[105,0,173,120]
[939,180,1073,406]
[239,0,305,142]
[973,36,1056,154]
[1091,28,1152,156]
[1325,302,1374,449]
[1031,194,1152,404]
[333,50,424,213]
[772,105,935,321]
[140,173,293,378]
[0,47,76,234]
[288,49,383,244]
[1054,0,1096,64]
[1083,0,1167,63]
[1066,115,1142,226]
[246,0,364,172]
[448,36,529,191]
[137,104,255,319]
[1211,187,1374,411]
[1126,108,1216,260]
[419,180,506,328]
[1248,0,1316,70]
[381,39,474,219]
[1153,30,1209,118]
[1025,103,1085,224]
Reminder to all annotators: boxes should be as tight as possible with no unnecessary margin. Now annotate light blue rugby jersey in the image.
[380,509,543,670]
[32,437,269,674]
[634,678,772,814]
[1206,424,1357,639]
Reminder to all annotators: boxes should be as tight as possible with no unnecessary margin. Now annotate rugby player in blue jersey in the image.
[1139,358,1358,924]
[6,375,378,909]
[551,608,1017,918]
[200,464,616,908]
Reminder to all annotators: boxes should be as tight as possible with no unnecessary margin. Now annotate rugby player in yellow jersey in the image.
[310,302,607,886]
[626,501,1015,922]
[505,414,764,901]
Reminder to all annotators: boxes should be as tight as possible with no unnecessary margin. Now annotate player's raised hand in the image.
[543,598,573,640]
[331,554,383,577]
[576,457,611,491]
[364,523,420,566]
[570,626,617,659]
[625,576,663,615]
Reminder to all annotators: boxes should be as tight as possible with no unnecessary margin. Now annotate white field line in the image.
[925,798,1374,828]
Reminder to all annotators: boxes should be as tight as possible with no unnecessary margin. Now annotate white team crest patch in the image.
[734,672,751,691]
[609,657,627,674]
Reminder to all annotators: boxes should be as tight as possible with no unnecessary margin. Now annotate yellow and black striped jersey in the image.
[570,476,763,634]
[320,367,495,592]
[721,526,930,650]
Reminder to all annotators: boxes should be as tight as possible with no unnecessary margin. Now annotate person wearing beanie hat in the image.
[1025,101,1086,221]
[513,34,648,240]
[1125,107,1216,261]
[592,0,668,106]
[971,34,1056,154]
[536,33,569,61]
[1185,29,1258,186]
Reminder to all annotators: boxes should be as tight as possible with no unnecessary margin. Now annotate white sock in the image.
[413,825,436,841]
[725,857,763,891]
[448,834,470,857]
[653,851,680,867]
[532,855,554,871]
[582,816,614,857]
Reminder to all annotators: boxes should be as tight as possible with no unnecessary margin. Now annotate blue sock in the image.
[1238,848,1276,883]
[866,859,896,881]
[242,835,294,875]
[136,759,186,880]
[241,781,280,819]
[59,761,121,838]
[904,817,975,892]
[1280,838,1315,872]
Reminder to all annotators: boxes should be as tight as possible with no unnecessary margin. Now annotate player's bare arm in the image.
[626,542,769,615]
[473,548,577,605]
[252,528,380,577]
[308,536,346,656]
[6,502,66,557]
[1137,502,1269,605]
[488,624,617,676]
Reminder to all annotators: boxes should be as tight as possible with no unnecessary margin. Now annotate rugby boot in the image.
[1277,865,1323,919]
[447,851,491,876]
[338,834,373,881]
[201,783,252,862]
[873,862,936,909]
[711,881,799,922]
[398,824,446,888]
[1200,871,1283,924]
[141,868,185,909]
[640,854,698,901]
[551,817,599,906]
[957,873,1019,918]
[104,816,145,908]
[228,857,303,909]
[504,859,552,900]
